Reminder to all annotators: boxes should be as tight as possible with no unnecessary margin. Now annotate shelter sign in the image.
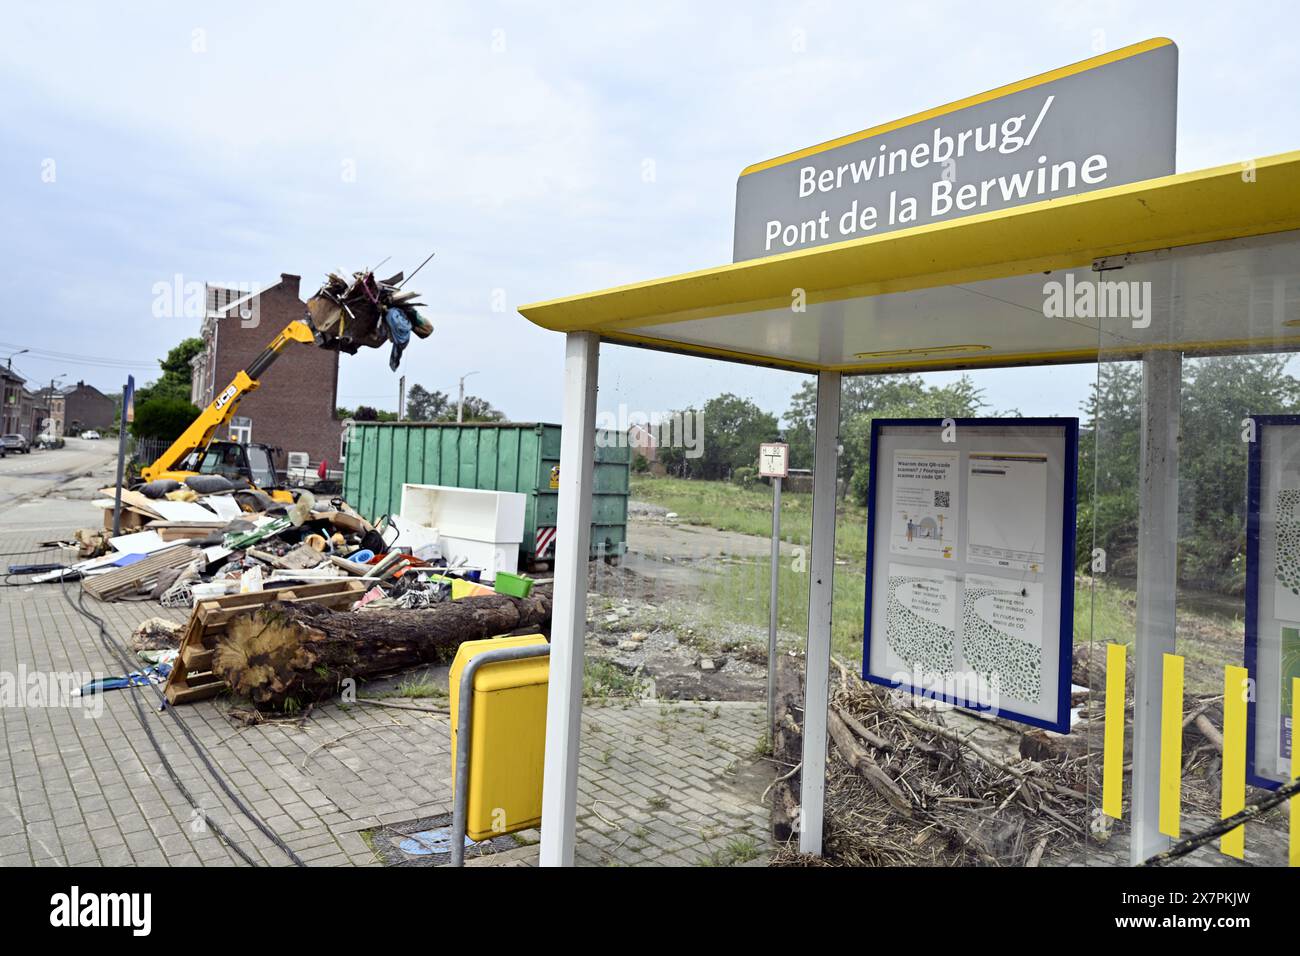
[863,419,1078,732]
[733,38,1177,261]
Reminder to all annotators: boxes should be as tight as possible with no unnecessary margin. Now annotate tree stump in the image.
[213,589,552,709]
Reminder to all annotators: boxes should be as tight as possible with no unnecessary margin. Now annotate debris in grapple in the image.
[308,269,433,368]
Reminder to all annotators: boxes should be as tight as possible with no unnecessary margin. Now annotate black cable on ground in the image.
[58,575,307,867]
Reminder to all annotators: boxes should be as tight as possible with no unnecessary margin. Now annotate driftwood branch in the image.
[1141,775,1300,866]
[827,709,913,816]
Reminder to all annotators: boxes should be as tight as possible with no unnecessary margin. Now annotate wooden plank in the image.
[82,546,199,600]
[182,647,213,671]
[169,682,226,704]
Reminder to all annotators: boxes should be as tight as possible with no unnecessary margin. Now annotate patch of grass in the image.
[709,553,866,663]
[1076,576,1244,694]
[361,671,448,701]
[698,834,763,866]
[646,794,670,811]
[583,659,646,701]
[631,476,867,560]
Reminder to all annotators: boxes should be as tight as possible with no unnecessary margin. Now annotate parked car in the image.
[81,430,100,440]
[1,434,31,454]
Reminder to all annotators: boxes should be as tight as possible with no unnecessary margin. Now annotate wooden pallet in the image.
[164,578,367,705]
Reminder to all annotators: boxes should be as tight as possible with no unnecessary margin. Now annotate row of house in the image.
[2,273,342,463]
[0,367,114,440]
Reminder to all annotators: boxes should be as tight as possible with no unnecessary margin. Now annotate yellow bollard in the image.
[1291,677,1299,868]
[1220,665,1248,859]
[1158,653,1184,838]
[1102,643,1127,819]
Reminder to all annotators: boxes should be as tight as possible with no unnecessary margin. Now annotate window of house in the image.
[229,416,252,444]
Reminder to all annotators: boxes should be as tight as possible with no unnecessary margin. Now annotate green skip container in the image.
[341,422,629,568]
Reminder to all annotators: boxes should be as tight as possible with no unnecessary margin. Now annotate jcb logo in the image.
[214,385,237,410]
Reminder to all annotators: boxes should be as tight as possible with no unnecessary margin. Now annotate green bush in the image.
[732,465,756,488]
[131,397,201,442]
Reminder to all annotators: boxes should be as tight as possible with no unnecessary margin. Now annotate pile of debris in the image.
[41,473,547,710]
[307,268,433,370]
[769,659,1094,867]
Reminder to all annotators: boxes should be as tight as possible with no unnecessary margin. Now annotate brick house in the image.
[190,273,342,471]
[19,388,50,439]
[0,367,25,436]
[61,381,114,433]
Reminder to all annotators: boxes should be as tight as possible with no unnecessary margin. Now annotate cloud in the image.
[1,1,1298,422]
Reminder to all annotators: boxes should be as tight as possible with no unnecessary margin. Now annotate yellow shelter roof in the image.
[519,151,1300,374]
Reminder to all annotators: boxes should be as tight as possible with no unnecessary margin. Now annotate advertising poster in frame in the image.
[863,418,1078,732]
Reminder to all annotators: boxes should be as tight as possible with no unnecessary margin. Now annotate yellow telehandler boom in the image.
[140,320,319,498]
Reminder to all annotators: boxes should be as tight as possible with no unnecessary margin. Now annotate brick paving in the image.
[0,526,772,867]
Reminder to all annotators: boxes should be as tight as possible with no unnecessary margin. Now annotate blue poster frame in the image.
[1242,414,1300,791]
[861,417,1079,733]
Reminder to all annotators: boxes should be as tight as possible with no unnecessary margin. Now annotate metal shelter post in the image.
[1130,349,1181,864]
[798,370,840,855]
[767,475,782,727]
[539,331,599,867]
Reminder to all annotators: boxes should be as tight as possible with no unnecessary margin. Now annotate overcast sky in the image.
[3,1,1298,423]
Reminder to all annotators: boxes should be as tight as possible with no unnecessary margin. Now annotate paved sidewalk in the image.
[0,526,772,867]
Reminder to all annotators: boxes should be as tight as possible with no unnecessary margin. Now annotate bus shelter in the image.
[519,150,1300,866]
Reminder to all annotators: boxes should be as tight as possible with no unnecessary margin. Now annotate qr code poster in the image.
[864,418,1078,733]
[889,449,959,560]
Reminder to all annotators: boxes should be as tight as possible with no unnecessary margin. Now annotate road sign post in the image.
[759,442,790,727]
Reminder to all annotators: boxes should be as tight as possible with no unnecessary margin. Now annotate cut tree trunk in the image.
[212,590,551,709]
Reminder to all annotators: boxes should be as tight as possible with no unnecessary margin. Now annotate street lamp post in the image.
[457,371,479,423]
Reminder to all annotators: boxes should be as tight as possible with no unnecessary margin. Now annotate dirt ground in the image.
[579,506,813,703]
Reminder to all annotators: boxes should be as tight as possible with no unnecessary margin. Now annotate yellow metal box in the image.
[449,634,549,840]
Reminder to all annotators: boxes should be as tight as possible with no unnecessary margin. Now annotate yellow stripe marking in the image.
[1291,677,1299,867]
[1220,665,1248,859]
[1159,653,1185,838]
[1102,643,1127,819]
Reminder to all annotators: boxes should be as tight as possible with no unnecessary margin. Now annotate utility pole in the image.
[398,375,406,421]
[457,370,478,423]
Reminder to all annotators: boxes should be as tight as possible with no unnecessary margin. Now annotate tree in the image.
[786,374,939,469]
[1076,361,1142,575]
[839,376,985,504]
[406,385,450,421]
[131,396,201,442]
[1075,355,1300,591]
[659,393,778,480]
[449,395,504,423]
[137,337,204,406]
